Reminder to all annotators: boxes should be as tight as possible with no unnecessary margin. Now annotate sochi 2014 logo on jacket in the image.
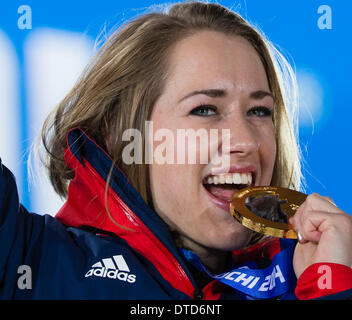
[85,255,136,283]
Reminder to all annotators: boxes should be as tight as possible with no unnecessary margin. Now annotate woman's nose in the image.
[220,117,260,157]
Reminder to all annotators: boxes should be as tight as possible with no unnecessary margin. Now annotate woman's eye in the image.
[190,105,217,117]
[247,106,273,118]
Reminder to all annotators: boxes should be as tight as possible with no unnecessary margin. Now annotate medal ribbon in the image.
[180,238,297,299]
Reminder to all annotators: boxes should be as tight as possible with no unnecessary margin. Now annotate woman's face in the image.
[148,31,276,252]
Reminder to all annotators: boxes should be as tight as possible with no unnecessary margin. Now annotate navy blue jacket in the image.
[0,129,351,300]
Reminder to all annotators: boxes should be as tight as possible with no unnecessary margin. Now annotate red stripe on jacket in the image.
[295,263,352,299]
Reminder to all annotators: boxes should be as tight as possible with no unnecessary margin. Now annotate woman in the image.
[1,1,351,300]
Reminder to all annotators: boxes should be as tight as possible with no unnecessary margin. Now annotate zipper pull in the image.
[193,288,203,300]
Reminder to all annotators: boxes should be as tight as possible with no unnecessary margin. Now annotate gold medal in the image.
[230,186,307,239]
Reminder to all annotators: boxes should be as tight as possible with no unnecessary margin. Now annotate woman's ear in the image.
[102,118,116,157]
[103,133,113,155]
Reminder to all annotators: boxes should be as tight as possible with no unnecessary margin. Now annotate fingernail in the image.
[297,231,303,243]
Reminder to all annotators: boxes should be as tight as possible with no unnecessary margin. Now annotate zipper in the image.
[193,288,204,300]
[113,191,196,297]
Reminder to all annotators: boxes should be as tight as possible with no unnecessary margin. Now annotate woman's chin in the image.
[201,222,253,252]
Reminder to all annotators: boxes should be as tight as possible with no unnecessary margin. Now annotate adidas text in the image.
[85,255,136,283]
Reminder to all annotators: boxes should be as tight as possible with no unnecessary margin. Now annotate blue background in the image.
[0,0,350,214]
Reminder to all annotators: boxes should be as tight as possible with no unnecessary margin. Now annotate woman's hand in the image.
[289,193,352,278]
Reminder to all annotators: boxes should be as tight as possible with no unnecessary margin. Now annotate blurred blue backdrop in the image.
[0,0,350,215]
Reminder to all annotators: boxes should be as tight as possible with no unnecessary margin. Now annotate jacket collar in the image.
[55,128,195,297]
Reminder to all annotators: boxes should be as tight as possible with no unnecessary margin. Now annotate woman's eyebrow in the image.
[178,88,273,103]
[250,90,274,100]
[178,89,226,103]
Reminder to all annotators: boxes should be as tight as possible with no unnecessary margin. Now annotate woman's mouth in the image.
[202,172,255,212]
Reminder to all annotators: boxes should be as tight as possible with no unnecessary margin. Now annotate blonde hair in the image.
[41,1,304,216]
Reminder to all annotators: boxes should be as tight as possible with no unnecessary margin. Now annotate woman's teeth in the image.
[205,172,253,186]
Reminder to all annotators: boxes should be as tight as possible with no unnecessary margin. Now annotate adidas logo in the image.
[85,255,136,283]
